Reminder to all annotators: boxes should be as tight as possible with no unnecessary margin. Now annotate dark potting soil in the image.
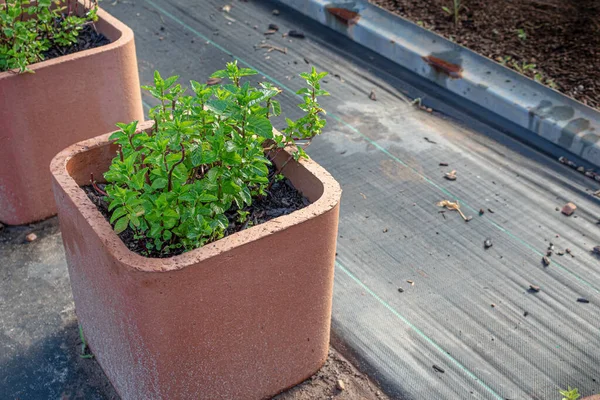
[82,168,310,258]
[371,0,600,110]
[42,23,110,62]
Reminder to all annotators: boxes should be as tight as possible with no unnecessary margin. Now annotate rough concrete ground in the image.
[0,219,118,399]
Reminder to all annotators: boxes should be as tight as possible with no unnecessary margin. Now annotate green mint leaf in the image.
[247,115,273,139]
[113,216,130,234]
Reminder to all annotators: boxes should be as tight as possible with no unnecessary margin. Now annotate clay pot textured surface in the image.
[0,5,143,225]
[50,122,342,400]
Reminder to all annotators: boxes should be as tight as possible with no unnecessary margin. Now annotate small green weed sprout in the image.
[512,62,536,74]
[546,78,558,89]
[559,387,580,400]
[442,0,461,27]
[497,55,512,66]
[78,324,93,359]
[103,62,329,256]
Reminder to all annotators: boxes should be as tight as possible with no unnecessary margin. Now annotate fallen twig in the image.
[437,199,470,221]
[257,43,287,54]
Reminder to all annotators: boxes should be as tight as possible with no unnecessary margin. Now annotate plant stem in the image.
[265,99,271,119]
[167,145,185,191]
[141,154,151,185]
[90,174,107,196]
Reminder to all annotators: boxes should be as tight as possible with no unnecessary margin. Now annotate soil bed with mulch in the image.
[42,22,109,62]
[83,166,309,258]
[371,0,600,110]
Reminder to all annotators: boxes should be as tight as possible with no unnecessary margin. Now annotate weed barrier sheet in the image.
[72,1,600,398]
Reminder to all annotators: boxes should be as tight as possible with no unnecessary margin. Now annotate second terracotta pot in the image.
[0,4,143,225]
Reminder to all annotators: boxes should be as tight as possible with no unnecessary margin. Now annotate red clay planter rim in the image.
[50,120,342,272]
[0,4,131,78]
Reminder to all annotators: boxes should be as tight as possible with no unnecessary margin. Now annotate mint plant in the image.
[102,62,329,256]
[0,0,99,72]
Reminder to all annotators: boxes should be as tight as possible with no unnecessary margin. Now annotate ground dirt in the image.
[275,349,390,400]
[371,0,600,110]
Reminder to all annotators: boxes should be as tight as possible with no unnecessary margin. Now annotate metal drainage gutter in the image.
[277,0,600,168]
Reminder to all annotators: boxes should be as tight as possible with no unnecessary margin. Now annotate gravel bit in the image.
[432,365,445,373]
[562,202,577,216]
[542,256,551,266]
[288,30,305,38]
[529,284,541,292]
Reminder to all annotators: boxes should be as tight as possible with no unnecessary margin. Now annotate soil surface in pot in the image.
[370,0,600,110]
[42,23,110,62]
[83,167,309,258]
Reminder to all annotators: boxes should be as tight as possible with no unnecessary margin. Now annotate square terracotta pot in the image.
[50,121,342,400]
[0,4,144,225]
